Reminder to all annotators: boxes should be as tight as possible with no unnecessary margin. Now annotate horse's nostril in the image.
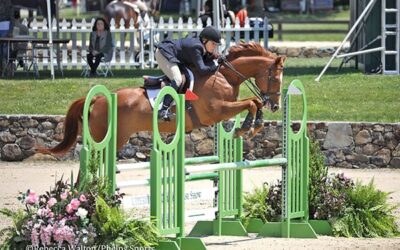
[272,105,279,111]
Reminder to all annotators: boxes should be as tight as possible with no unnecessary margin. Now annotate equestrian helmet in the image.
[200,26,221,44]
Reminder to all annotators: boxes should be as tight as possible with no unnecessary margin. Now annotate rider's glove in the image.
[217,55,226,65]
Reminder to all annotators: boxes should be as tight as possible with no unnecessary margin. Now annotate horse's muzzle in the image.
[271,104,279,112]
[262,95,279,112]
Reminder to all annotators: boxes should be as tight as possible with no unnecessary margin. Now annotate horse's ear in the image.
[275,56,286,66]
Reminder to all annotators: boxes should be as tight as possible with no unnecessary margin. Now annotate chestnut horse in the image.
[45,42,285,155]
[104,0,140,29]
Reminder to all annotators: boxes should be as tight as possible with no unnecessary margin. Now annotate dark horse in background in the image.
[11,0,56,19]
[104,0,142,28]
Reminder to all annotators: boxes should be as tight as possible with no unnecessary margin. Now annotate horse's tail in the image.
[37,97,90,155]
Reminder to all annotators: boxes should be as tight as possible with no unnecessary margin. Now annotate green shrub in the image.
[308,140,329,208]
[93,197,160,247]
[308,141,354,220]
[242,183,273,223]
[265,180,282,221]
[238,140,399,238]
[332,180,400,237]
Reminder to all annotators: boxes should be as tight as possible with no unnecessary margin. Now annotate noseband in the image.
[262,65,284,106]
[219,58,284,106]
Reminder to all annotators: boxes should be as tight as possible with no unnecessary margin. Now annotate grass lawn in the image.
[1,57,399,123]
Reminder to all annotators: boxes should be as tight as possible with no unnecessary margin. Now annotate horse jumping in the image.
[43,42,285,154]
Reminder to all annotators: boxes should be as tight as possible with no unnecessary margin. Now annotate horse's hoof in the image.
[251,124,264,137]
[234,128,245,138]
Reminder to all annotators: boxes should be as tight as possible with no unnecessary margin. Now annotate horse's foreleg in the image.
[251,99,265,137]
[227,97,265,138]
[237,112,254,137]
[218,99,258,137]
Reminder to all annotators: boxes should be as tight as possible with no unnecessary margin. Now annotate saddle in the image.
[143,66,193,94]
[143,66,201,127]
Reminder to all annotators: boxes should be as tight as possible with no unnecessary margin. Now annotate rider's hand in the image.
[217,55,226,65]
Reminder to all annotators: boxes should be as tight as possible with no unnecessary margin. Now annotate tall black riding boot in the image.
[158,81,179,121]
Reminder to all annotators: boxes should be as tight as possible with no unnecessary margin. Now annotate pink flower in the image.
[53,224,75,247]
[79,194,87,202]
[66,204,74,214]
[31,227,40,247]
[40,224,53,246]
[25,190,39,205]
[60,192,68,200]
[48,212,54,218]
[70,198,80,210]
[47,197,57,208]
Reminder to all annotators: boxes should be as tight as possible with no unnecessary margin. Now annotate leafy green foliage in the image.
[93,197,125,240]
[308,141,354,220]
[311,173,353,220]
[265,181,282,221]
[93,197,160,247]
[242,140,399,238]
[242,184,272,223]
[332,180,400,237]
[0,208,30,250]
[309,141,328,196]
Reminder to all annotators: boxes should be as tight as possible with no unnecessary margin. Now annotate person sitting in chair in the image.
[10,11,29,69]
[0,0,14,75]
[155,26,223,121]
[87,17,113,77]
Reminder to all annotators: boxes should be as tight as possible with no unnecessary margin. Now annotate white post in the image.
[315,0,378,82]
[213,0,220,28]
[47,0,55,80]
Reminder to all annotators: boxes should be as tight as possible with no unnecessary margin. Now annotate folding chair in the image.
[81,56,113,78]
[97,58,113,77]
[2,38,30,77]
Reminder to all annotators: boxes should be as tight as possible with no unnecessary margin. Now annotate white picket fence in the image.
[24,14,270,70]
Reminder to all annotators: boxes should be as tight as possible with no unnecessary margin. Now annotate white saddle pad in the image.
[146,68,194,109]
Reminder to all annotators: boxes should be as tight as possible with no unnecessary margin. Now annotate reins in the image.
[217,56,283,105]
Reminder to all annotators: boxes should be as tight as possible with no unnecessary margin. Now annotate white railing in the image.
[24,14,270,70]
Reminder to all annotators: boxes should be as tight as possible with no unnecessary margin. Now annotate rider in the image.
[155,26,223,121]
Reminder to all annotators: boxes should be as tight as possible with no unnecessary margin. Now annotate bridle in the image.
[218,57,284,106]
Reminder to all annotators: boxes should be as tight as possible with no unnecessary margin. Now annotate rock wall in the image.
[1,115,399,168]
[269,46,337,58]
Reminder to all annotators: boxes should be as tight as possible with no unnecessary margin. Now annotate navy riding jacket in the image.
[157,37,218,75]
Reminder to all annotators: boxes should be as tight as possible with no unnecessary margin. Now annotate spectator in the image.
[198,0,235,27]
[10,11,29,69]
[236,5,248,27]
[0,0,14,74]
[87,17,113,77]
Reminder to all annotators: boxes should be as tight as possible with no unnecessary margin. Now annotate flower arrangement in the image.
[1,175,160,248]
[1,147,162,248]
[1,178,101,248]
